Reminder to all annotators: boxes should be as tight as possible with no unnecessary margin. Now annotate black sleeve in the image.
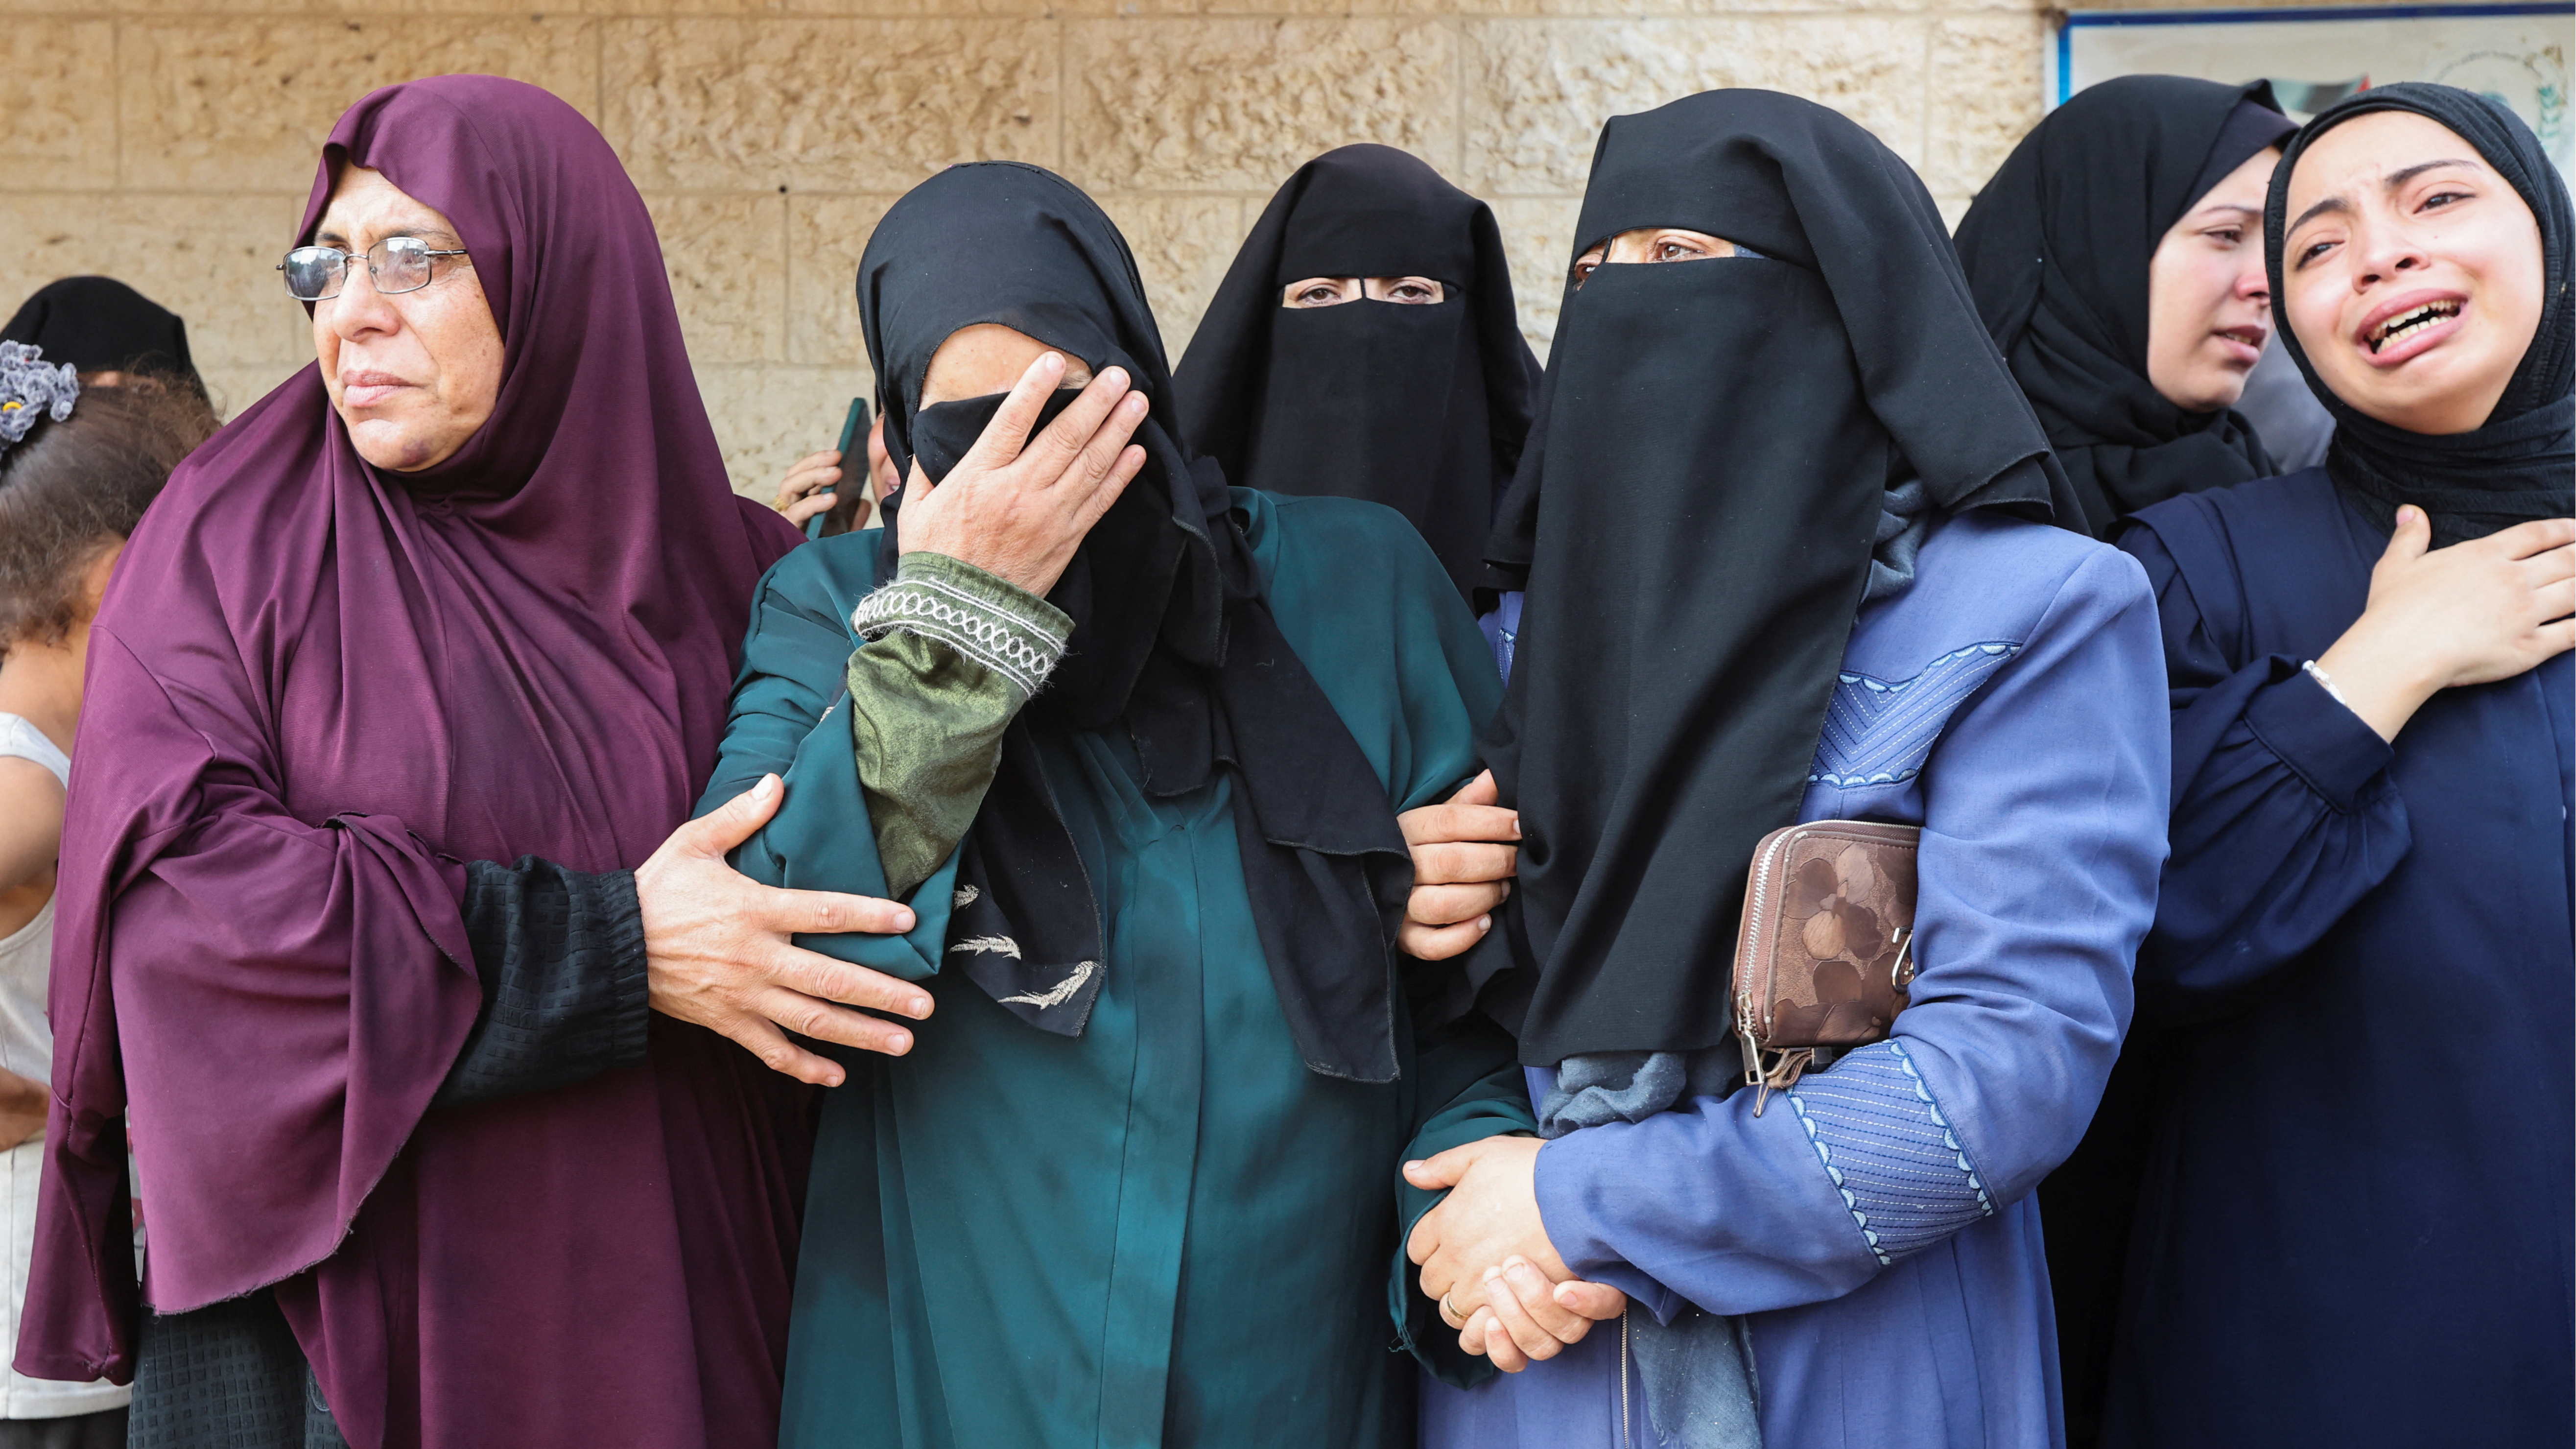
[433,857,652,1109]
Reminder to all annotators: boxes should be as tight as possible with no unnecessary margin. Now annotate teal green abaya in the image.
[703,490,1531,1449]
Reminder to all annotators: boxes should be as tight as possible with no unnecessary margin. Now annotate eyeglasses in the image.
[277,236,468,302]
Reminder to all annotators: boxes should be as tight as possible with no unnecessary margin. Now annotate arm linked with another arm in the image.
[1524,546,2171,1319]
[432,548,1077,1108]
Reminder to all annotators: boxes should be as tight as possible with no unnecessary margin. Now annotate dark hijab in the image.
[22,78,807,1446]
[2267,82,2574,546]
[1955,76,2296,539]
[859,163,1419,1082]
[1175,145,1539,597]
[0,277,196,387]
[1476,90,2063,1065]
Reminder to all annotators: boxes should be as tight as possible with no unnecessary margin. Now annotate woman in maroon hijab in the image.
[14,77,933,1448]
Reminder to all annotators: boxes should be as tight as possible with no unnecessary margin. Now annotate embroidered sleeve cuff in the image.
[849,551,1073,700]
[1782,1039,1993,1266]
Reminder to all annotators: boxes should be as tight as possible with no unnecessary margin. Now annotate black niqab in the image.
[1176,146,1539,597]
[859,162,1419,1081]
[2265,82,2574,547]
[2,277,197,388]
[1475,90,2064,1065]
[1955,77,2295,538]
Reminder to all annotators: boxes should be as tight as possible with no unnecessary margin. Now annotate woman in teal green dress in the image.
[697,162,1533,1449]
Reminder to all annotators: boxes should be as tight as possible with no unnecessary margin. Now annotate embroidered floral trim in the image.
[999,960,1096,1010]
[851,559,1070,699]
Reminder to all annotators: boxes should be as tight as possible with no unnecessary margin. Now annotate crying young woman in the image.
[2103,81,2575,1449]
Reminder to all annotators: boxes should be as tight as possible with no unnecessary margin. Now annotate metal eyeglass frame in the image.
[277,237,469,302]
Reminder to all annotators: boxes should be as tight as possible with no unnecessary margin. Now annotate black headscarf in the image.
[0,277,199,391]
[1175,146,1540,597]
[2266,82,2575,547]
[1955,76,2296,539]
[1474,90,2064,1065]
[859,162,1420,1081]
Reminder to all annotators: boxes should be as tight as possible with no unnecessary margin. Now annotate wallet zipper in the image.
[1736,826,1798,1088]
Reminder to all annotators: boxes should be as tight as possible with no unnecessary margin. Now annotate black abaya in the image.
[1471,89,2065,1067]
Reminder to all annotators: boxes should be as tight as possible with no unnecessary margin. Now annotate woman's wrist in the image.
[2313,620,2445,743]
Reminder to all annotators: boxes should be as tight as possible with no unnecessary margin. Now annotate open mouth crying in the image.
[2367,300,2461,354]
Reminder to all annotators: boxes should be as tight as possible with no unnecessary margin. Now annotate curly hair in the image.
[0,380,217,656]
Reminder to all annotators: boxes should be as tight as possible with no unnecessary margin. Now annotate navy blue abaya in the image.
[2107,469,2573,1447]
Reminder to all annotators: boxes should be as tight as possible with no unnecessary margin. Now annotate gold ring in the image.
[1440,1290,1463,1327]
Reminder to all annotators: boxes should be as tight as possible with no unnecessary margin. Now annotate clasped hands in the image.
[1406,1136,1627,1370]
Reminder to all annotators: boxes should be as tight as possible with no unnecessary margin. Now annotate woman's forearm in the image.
[846,550,1072,900]
[2312,616,2445,743]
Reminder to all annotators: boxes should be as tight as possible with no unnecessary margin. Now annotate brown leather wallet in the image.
[1731,820,1921,1113]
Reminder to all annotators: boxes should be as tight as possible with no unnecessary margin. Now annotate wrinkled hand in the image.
[895,352,1149,598]
[1397,770,1517,960]
[2315,507,2576,740]
[1406,1137,1625,1368]
[773,449,855,529]
[638,775,931,1087]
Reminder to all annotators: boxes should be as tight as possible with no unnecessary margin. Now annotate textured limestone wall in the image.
[0,0,2375,499]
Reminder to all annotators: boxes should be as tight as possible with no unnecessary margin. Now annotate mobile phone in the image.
[806,397,873,539]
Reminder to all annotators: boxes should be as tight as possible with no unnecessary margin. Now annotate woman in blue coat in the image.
[2105,83,2575,1448]
[1403,91,2172,1449]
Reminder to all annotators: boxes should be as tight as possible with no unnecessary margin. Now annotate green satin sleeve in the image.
[844,550,1072,900]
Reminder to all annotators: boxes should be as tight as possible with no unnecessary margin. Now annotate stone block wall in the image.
[0,0,2383,499]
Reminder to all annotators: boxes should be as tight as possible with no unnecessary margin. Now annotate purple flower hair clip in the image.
[0,341,79,456]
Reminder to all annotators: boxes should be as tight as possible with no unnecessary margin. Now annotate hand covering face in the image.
[1175,145,1539,597]
[19,76,807,1447]
[1954,75,2297,538]
[858,163,1424,1082]
[1473,89,2065,1066]
[2264,82,2575,547]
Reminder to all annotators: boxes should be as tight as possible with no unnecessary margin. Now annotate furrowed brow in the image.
[2285,193,2350,238]
[2385,158,2478,192]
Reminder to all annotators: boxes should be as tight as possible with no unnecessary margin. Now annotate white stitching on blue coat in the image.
[1786,1040,1994,1266]
[1808,641,2021,788]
